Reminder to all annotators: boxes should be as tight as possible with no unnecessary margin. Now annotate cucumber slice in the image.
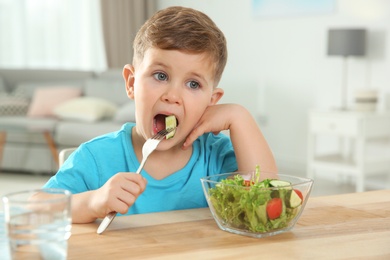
[287,190,302,208]
[165,115,176,139]
[286,205,301,215]
[269,180,292,189]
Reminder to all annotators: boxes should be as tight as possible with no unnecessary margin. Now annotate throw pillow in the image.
[53,97,117,122]
[0,93,29,116]
[113,101,136,123]
[27,87,82,117]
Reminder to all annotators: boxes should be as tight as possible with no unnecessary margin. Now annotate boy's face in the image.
[124,48,223,147]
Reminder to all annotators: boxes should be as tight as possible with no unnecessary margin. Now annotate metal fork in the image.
[97,127,175,234]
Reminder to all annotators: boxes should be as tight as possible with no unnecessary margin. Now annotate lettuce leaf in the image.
[209,174,298,233]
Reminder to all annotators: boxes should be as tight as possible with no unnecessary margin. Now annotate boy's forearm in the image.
[71,191,99,224]
[229,106,277,174]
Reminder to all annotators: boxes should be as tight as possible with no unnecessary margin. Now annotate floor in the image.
[0,171,52,197]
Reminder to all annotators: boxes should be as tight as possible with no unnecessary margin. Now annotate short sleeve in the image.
[201,133,237,176]
[43,145,101,193]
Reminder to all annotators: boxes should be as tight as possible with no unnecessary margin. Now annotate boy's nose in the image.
[162,85,181,104]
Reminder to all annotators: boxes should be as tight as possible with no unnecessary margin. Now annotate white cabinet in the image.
[307,110,390,192]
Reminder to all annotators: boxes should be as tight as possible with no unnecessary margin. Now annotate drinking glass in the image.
[2,189,71,260]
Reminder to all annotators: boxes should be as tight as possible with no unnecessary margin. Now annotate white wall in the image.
[156,0,390,174]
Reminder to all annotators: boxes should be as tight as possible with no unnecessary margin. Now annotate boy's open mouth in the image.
[153,114,179,133]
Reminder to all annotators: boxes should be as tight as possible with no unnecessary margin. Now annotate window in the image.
[0,0,107,71]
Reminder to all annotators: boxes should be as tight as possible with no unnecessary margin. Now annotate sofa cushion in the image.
[114,101,136,123]
[0,116,57,132]
[84,78,129,106]
[53,97,117,122]
[55,121,123,146]
[27,87,82,117]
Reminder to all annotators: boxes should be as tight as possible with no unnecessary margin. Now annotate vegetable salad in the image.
[208,167,303,233]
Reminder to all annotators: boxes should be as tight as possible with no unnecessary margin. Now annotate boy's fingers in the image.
[182,126,204,149]
[121,181,144,196]
[113,198,133,215]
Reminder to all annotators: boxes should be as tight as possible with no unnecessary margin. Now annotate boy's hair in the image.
[133,6,227,85]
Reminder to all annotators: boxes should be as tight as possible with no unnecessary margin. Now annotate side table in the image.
[307,110,390,192]
[0,118,59,171]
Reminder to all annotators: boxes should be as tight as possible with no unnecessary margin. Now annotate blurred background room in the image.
[1,0,390,197]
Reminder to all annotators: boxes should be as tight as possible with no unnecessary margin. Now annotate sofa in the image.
[0,69,135,174]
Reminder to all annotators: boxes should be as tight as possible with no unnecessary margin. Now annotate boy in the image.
[43,6,277,223]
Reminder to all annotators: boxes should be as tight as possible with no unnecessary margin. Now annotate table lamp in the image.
[327,28,366,110]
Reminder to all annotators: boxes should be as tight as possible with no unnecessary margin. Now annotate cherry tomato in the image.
[294,189,304,202]
[266,198,283,220]
[243,180,254,187]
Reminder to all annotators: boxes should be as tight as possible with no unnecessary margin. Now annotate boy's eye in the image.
[186,81,200,89]
[153,72,168,81]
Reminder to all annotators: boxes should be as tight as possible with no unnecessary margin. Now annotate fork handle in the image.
[97,158,146,234]
[97,147,150,234]
[136,157,147,174]
[97,211,117,234]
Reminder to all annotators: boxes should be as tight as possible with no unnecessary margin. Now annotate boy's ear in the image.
[209,88,224,105]
[123,64,135,99]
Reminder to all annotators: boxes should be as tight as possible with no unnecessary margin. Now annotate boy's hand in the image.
[182,103,236,149]
[182,103,277,174]
[89,173,147,218]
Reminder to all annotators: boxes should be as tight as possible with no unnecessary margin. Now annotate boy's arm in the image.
[28,190,99,223]
[228,105,277,174]
[70,191,100,223]
[183,104,277,173]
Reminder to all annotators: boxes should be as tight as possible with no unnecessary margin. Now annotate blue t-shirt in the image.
[44,123,237,215]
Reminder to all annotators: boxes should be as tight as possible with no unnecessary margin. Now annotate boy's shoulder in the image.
[83,122,134,147]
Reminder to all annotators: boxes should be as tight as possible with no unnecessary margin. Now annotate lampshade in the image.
[327,29,366,57]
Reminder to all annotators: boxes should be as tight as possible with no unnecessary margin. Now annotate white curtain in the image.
[0,0,107,71]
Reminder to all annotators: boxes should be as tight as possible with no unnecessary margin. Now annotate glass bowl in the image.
[200,172,313,238]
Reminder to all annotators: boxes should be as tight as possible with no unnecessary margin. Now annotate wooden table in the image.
[69,190,390,259]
